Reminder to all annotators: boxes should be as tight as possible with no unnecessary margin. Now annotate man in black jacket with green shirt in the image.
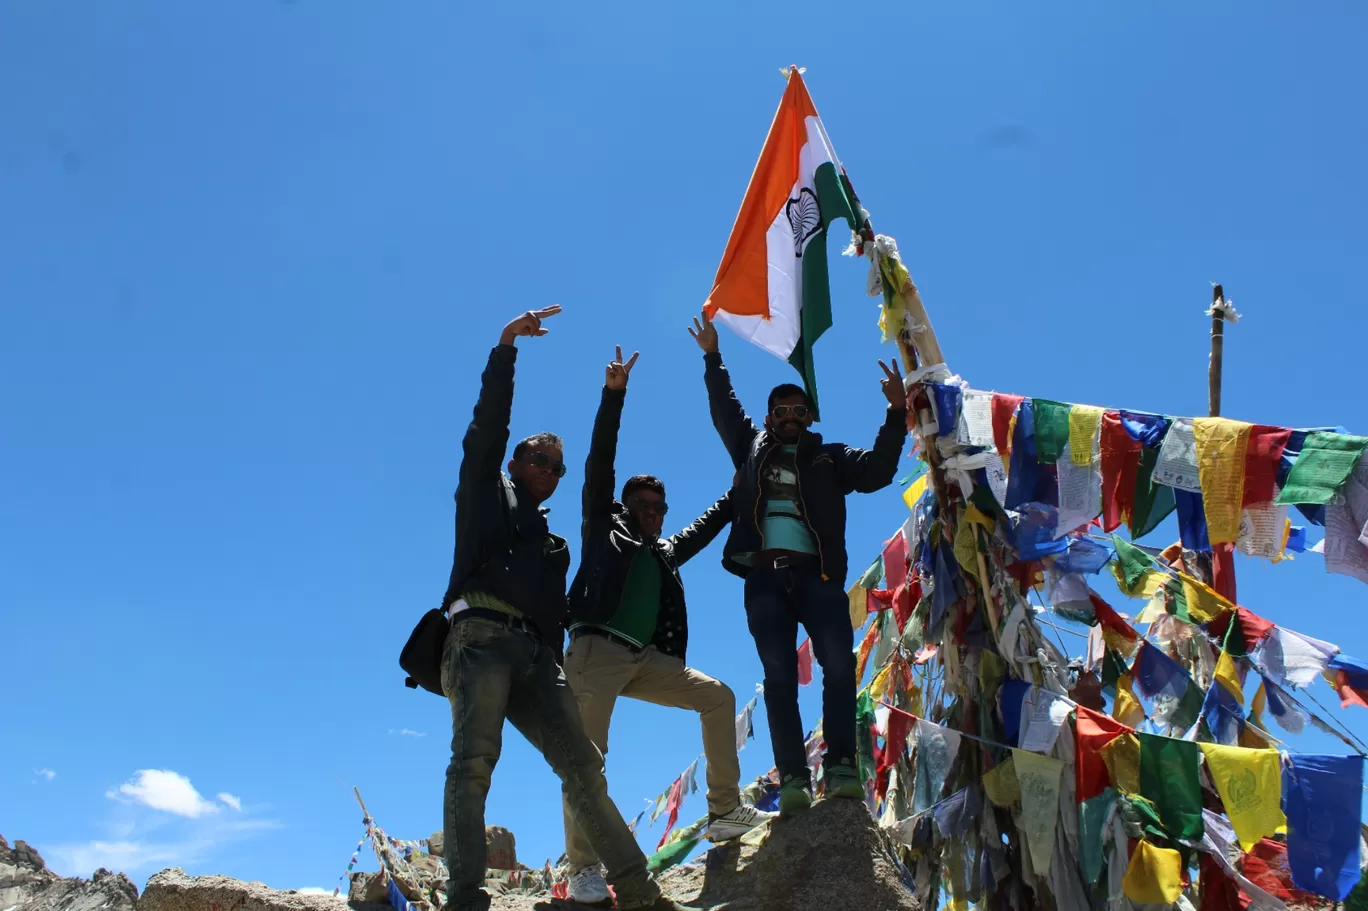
[440,309,696,911]
[688,309,908,817]
[560,347,767,907]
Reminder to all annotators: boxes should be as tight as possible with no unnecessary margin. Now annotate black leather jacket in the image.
[567,386,730,660]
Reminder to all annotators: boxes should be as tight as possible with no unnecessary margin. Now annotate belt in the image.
[752,551,817,572]
[571,626,645,653]
[450,607,543,641]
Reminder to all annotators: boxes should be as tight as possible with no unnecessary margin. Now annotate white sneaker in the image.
[705,804,772,842]
[567,864,613,907]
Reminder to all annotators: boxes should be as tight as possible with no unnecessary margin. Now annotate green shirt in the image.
[595,549,662,647]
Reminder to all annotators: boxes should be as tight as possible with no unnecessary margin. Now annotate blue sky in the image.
[3,0,1367,894]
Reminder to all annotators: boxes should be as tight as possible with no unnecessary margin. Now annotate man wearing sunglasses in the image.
[688,309,908,817]
[560,347,769,907]
[440,309,697,911]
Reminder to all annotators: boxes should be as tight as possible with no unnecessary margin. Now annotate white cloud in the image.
[216,792,242,811]
[388,728,426,738]
[35,768,56,781]
[108,770,219,818]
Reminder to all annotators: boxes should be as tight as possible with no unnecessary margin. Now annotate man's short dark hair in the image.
[767,383,811,413]
[622,474,665,501]
[512,432,563,461]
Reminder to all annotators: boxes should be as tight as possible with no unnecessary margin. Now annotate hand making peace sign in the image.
[879,359,907,410]
[605,345,640,391]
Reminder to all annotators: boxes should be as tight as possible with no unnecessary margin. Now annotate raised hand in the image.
[687,308,719,354]
[879,359,907,409]
[500,305,563,345]
[605,345,640,391]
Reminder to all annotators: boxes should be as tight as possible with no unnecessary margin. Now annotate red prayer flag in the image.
[797,638,814,686]
[1334,670,1368,710]
[1090,592,1139,642]
[1211,542,1237,604]
[1243,425,1292,506]
[882,529,909,591]
[1075,705,1131,803]
[893,575,920,632]
[656,778,684,849]
[1101,412,1142,532]
[879,706,916,773]
[991,394,1025,460]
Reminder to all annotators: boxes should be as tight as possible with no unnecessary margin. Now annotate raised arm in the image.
[459,306,562,485]
[583,346,639,521]
[689,309,759,467]
[840,359,910,494]
[666,491,734,566]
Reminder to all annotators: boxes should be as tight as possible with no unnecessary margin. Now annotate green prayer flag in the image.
[1277,432,1368,506]
[1081,788,1120,884]
[859,557,883,590]
[1138,733,1204,841]
[1033,400,1072,464]
[856,689,878,785]
[645,814,708,873]
[1130,445,1176,538]
[1111,535,1155,591]
[1169,680,1205,732]
[1101,649,1128,691]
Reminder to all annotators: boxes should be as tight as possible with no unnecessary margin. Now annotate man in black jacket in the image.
[559,347,768,907]
[688,310,908,817]
[440,308,696,911]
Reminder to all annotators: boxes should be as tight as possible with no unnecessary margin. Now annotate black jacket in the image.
[440,345,570,642]
[702,351,907,586]
[567,386,730,661]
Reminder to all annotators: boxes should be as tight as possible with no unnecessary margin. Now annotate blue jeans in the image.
[744,563,857,784]
[440,617,660,911]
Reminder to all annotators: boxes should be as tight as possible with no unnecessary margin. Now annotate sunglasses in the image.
[771,404,811,420]
[627,498,669,516]
[525,451,567,478]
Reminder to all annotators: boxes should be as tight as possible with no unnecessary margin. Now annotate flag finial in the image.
[779,65,807,77]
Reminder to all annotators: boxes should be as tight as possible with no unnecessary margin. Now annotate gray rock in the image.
[0,835,138,911]
[137,869,390,911]
[484,828,518,872]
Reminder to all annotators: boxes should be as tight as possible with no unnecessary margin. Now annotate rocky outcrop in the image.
[0,834,138,911]
[138,869,389,911]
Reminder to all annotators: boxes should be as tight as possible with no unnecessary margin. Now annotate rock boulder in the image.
[0,834,138,911]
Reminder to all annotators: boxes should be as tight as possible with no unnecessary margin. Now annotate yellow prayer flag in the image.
[1193,417,1253,544]
[870,662,894,702]
[963,504,995,531]
[1101,732,1141,794]
[953,514,978,575]
[847,583,868,632]
[1198,744,1286,851]
[1250,680,1267,726]
[1069,405,1105,465]
[983,755,1021,808]
[1214,651,1245,706]
[1113,674,1146,728]
[903,473,928,511]
[1179,574,1234,623]
[1123,840,1183,904]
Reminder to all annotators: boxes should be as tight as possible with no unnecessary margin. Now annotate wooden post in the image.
[353,786,371,823]
[1208,283,1226,418]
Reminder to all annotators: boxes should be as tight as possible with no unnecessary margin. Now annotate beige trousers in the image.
[561,632,740,868]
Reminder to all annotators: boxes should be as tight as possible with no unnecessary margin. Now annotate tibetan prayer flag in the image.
[1175,488,1211,552]
[912,720,962,813]
[1101,412,1142,531]
[1138,732,1204,841]
[1080,789,1119,884]
[991,394,1024,459]
[1132,642,1204,732]
[1328,653,1368,709]
[1075,705,1129,802]
[983,754,1021,808]
[1282,754,1366,900]
[1110,535,1156,592]
[1131,444,1178,537]
[1200,674,1246,745]
[1214,651,1245,704]
[703,69,863,414]
[1258,676,1307,735]
[1123,840,1184,904]
[1033,399,1072,464]
[1208,606,1275,658]
[1197,744,1285,851]
[1277,432,1368,506]
[881,528,908,591]
[902,472,928,511]
[1193,416,1253,544]
[1069,404,1105,465]
[878,706,915,773]
[1090,592,1139,655]
[1113,673,1145,728]
[1244,425,1292,506]
[1100,732,1141,794]
[796,638,814,685]
[846,582,868,631]
[656,778,684,849]
[929,383,961,438]
[1254,626,1339,689]
[1012,749,1064,875]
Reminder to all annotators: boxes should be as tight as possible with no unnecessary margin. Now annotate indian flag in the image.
[704,68,865,416]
